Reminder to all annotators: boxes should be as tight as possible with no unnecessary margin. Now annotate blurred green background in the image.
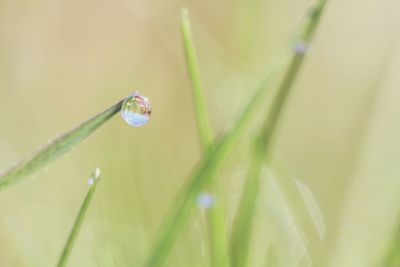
[0,0,400,266]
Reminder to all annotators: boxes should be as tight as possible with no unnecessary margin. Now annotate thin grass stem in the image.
[180,8,230,267]
[57,168,101,267]
[181,7,213,150]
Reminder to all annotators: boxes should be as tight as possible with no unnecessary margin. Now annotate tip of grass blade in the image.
[57,168,101,267]
[88,168,101,185]
[180,7,190,28]
[95,167,101,178]
[180,6,213,150]
[180,7,189,19]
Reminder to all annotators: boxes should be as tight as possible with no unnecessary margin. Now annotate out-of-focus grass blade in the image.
[0,99,123,192]
[57,168,101,267]
[382,215,400,267]
[143,21,297,267]
[230,1,328,266]
[180,8,229,267]
[294,179,326,239]
[181,7,213,150]
[230,137,265,267]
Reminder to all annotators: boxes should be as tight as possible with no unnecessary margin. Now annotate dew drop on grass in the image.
[197,192,215,209]
[121,92,151,126]
[293,41,309,54]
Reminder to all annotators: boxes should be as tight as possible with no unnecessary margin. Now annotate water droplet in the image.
[121,92,151,126]
[293,41,309,54]
[197,192,215,209]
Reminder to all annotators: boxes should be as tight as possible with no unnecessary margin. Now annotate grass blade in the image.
[205,205,230,267]
[181,7,213,150]
[381,209,400,266]
[0,99,123,191]
[180,8,230,267]
[383,229,400,266]
[230,1,328,266]
[229,138,265,267]
[57,168,101,267]
[143,20,300,266]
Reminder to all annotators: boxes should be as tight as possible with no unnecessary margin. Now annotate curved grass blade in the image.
[0,99,123,192]
[180,8,230,267]
[57,168,101,267]
[143,23,298,267]
[230,1,328,266]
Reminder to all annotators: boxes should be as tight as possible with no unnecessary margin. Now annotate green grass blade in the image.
[382,211,400,267]
[205,205,230,267]
[0,99,123,192]
[180,7,213,150]
[229,137,265,267]
[143,30,295,267]
[180,8,229,267]
[230,2,328,266]
[383,233,400,266]
[57,168,101,267]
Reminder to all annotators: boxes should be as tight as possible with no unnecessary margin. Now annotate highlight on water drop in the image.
[121,91,151,126]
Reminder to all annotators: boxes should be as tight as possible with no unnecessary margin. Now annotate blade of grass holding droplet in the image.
[0,99,123,192]
[142,11,317,267]
[57,169,101,267]
[230,2,328,267]
[180,8,230,267]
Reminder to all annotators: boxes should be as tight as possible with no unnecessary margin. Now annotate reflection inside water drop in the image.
[121,92,151,126]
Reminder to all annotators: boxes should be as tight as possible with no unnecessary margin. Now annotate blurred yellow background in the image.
[0,0,399,266]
